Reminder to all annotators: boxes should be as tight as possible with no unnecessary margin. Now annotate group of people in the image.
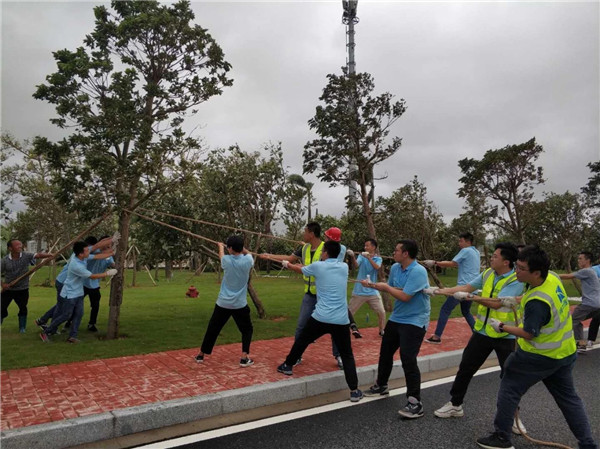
[195,222,599,449]
[1,236,118,343]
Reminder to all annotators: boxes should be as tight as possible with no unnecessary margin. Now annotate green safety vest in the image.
[302,242,324,295]
[517,275,576,359]
[474,268,520,338]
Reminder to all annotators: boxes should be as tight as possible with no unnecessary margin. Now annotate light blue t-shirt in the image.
[352,255,383,296]
[388,260,430,328]
[60,256,92,299]
[593,265,600,278]
[336,244,347,262]
[84,256,114,289]
[468,269,524,338]
[56,249,96,284]
[216,254,254,309]
[302,259,349,325]
[453,246,480,285]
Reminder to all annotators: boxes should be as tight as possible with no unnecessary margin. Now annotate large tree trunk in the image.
[107,209,132,339]
[247,279,266,318]
[165,259,173,280]
[358,178,377,239]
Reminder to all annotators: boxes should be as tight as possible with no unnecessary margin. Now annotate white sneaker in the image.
[512,417,527,435]
[434,401,464,418]
[587,340,594,348]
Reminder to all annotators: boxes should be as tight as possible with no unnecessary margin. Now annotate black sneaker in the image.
[34,318,46,328]
[277,362,293,375]
[350,389,364,402]
[425,335,441,344]
[240,357,254,367]
[397,397,424,419]
[577,344,587,354]
[350,324,363,339]
[195,353,204,363]
[476,432,515,449]
[364,384,389,396]
[87,324,98,332]
[293,357,302,366]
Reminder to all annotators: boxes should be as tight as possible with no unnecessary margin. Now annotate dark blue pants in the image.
[494,350,597,448]
[433,295,475,337]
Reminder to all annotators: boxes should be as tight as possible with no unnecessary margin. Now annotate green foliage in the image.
[458,138,545,243]
[581,161,600,207]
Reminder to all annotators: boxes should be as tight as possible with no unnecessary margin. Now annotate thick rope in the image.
[137,207,304,246]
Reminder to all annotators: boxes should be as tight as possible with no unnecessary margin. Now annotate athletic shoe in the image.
[87,324,98,332]
[195,353,204,363]
[476,432,515,449]
[512,417,527,435]
[277,362,293,376]
[66,337,80,344]
[39,332,49,343]
[577,344,587,354]
[364,384,389,396]
[425,335,441,344]
[34,318,46,328]
[350,389,364,402]
[240,357,254,367]
[379,330,385,337]
[19,328,26,334]
[397,397,424,419]
[350,324,363,339]
[336,356,344,370]
[434,401,464,418]
[294,357,302,366]
[587,340,594,348]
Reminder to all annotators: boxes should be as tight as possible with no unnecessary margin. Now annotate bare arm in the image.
[435,284,475,296]
[500,324,534,340]
[91,237,113,252]
[33,252,54,259]
[259,253,300,263]
[436,260,458,268]
[361,280,412,302]
[559,273,576,280]
[286,263,304,274]
[218,242,225,260]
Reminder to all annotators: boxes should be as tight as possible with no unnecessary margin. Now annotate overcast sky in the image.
[2,1,599,223]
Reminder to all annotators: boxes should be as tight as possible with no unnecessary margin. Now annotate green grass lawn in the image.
[0,267,581,371]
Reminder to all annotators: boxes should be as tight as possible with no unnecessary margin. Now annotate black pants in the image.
[285,316,359,391]
[450,332,515,406]
[1,289,29,321]
[376,321,426,401]
[587,309,600,342]
[201,304,253,354]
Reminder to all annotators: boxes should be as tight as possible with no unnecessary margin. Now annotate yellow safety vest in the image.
[517,275,576,359]
[302,242,324,295]
[474,268,520,338]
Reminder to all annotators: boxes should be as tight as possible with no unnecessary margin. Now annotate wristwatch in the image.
[498,322,505,332]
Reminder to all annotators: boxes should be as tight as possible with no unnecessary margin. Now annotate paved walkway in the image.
[1,317,474,431]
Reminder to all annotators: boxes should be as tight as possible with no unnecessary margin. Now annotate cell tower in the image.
[342,0,359,202]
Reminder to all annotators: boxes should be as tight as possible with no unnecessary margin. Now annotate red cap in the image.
[324,227,342,242]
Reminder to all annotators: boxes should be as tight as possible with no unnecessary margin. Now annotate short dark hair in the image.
[366,238,378,249]
[7,239,19,249]
[85,236,98,245]
[226,235,244,253]
[495,242,519,269]
[73,241,88,256]
[305,222,321,238]
[323,240,341,259]
[459,232,474,243]
[517,245,550,279]
[397,239,418,259]
[579,251,593,262]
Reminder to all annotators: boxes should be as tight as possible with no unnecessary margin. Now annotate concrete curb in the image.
[1,348,475,449]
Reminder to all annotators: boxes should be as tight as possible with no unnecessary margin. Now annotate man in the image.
[347,238,386,337]
[259,222,325,366]
[36,237,113,330]
[432,242,527,435]
[276,240,363,403]
[1,239,54,333]
[424,232,480,344]
[40,241,117,342]
[195,235,254,367]
[363,239,430,419]
[558,251,600,353]
[476,246,597,449]
[66,236,115,332]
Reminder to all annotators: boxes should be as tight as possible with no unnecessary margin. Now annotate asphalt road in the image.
[154,349,600,449]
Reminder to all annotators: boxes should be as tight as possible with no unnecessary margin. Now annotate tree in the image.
[458,138,545,244]
[581,161,600,207]
[303,71,407,239]
[287,174,314,221]
[34,0,233,339]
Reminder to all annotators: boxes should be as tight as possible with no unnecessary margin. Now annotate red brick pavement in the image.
[1,312,590,431]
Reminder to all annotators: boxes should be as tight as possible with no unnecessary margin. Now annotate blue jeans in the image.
[494,350,597,448]
[433,296,475,337]
[39,281,63,324]
[295,293,340,357]
[44,295,84,337]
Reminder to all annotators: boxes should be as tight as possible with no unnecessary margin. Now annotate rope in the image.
[137,207,305,246]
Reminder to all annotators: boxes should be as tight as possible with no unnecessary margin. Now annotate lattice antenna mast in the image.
[342,0,360,202]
